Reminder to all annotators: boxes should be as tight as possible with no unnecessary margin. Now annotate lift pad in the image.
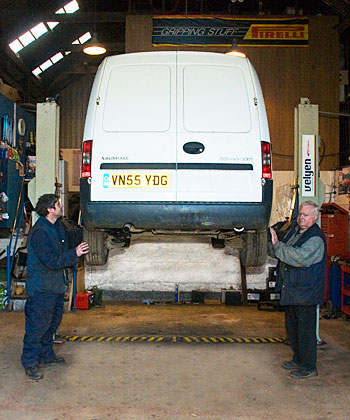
[60,335,286,344]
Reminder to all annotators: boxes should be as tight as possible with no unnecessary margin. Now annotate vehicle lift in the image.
[294,98,326,345]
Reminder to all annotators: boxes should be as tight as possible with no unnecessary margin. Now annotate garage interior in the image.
[1,1,350,419]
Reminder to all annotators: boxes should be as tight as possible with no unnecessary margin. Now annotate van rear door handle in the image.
[183,142,205,154]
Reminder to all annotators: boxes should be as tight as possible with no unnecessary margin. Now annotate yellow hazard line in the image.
[61,335,286,344]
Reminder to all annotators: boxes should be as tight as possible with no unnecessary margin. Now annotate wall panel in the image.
[59,74,94,149]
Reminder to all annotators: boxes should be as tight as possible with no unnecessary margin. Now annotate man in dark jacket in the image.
[21,194,89,380]
[270,200,326,379]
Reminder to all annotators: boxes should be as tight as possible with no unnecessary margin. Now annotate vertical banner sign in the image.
[152,16,309,47]
[302,135,315,197]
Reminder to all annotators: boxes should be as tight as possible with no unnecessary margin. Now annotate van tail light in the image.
[81,140,92,178]
[261,141,272,179]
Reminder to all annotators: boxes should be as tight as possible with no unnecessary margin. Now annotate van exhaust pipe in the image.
[122,223,133,234]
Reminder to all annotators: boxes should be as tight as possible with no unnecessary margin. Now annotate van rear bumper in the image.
[80,179,273,231]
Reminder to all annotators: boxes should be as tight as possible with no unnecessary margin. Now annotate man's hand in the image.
[269,227,278,245]
[76,242,89,257]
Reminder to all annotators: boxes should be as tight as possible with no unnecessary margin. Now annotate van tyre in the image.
[240,230,267,268]
[83,228,109,266]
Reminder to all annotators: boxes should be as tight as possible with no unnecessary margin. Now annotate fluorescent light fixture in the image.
[19,31,35,47]
[8,39,23,53]
[31,22,48,39]
[55,8,65,14]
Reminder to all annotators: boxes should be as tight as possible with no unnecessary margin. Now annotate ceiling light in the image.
[225,38,246,57]
[83,34,106,55]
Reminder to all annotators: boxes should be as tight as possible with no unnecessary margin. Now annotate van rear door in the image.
[176,52,263,203]
[90,52,177,202]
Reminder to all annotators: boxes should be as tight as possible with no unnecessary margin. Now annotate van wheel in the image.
[240,230,267,268]
[83,228,109,266]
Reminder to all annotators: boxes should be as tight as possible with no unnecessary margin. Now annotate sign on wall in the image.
[152,16,308,47]
[301,135,315,197]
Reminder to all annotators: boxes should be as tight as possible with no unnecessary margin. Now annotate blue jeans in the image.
[21,292,64,368]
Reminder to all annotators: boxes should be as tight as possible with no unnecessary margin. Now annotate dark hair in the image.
[35,194,59,217]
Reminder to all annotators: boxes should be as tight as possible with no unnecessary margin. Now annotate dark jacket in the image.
[277,223,327,306]
[26,216,82,295]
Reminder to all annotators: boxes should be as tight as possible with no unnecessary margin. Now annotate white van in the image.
[80,51,272,267]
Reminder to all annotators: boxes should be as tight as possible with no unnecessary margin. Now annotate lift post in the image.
[294,98,325,345]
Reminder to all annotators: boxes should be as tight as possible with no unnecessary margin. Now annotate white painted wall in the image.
[85,234,277,294]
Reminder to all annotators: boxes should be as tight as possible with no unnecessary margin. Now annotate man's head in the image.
[35,194,62,220]
[297,201,319,232]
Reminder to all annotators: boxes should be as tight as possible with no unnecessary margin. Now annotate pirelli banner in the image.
[152,16,309,47]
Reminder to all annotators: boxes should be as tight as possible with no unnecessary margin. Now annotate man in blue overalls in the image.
[21,194,89,380]
[270,200,326,379]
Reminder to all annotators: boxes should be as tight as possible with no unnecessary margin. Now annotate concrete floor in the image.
[1,302,350,420]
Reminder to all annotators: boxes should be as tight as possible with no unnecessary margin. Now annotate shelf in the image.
[10,294,28,299]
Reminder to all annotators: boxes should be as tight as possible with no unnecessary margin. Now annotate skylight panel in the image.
[31,22,48,39]
[18,31,35,47]
[32,67,42,76]
[47,22,59,30]
[8,39,23,53]
[64,0,79,13]
[40,59,53,71]
[79,32,91,44]
[51,52,64,63]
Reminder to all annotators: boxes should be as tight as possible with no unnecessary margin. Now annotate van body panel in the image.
[90,53,177,202]
[176,52,262,202]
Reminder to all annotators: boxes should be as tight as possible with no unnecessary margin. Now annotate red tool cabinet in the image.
[340,265,350,317]
[321,203,349,302]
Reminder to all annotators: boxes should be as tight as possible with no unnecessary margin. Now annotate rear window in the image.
[103,65,171,132]
[183,65,251,133]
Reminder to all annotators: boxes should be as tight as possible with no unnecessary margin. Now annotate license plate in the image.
[103,173,170,188]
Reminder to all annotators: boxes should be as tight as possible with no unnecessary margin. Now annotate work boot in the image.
[290,369,318,379]
[40,356,65,366]
[282,360,299,370]
[25,366,43,380]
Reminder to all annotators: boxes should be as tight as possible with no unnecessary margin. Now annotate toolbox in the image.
[75,291,95,310]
